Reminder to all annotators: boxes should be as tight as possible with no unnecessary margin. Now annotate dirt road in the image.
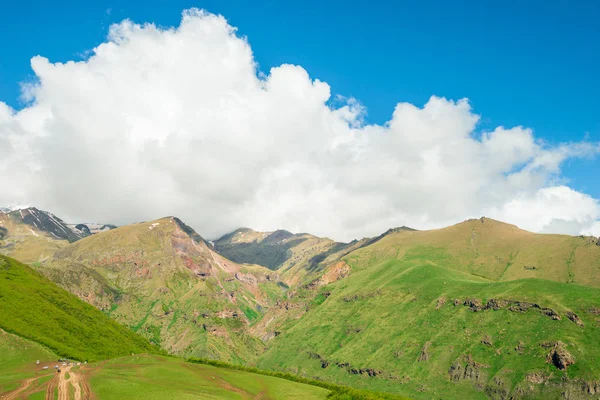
[1,377,39,400]
[52,365,89,400]
[0,361,92,400]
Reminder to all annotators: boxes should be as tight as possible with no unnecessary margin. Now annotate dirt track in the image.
[0,362,92,400]
[1,377,39,400]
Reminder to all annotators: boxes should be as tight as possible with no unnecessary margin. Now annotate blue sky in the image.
[0,0,598,200]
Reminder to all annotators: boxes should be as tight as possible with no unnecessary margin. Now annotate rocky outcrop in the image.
[342,289,381,303]
[275,300,301,310]
[308,352,386,377]
[452,298,562,321]
[515,341,525,354]
[216,310,239,319]
[418,342,431,362]
[481,334,493,346]
[235,272,258,285]
[584,236,600,246]
[526,373,546,384]
[484,377,510,400]
[435,297,446,309]
[545,342,575,370]
[588,307,600,315]
[305,261,351,289]
[566,311,584,327]
[448,355,489,382]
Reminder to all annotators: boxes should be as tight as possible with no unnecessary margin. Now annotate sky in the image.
[0,1,599,241]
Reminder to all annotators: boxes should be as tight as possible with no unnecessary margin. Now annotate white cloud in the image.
[0,8,599,241]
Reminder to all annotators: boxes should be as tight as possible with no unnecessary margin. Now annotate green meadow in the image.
[88,354,329,399]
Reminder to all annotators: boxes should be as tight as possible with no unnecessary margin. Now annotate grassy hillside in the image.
[40,217,290,362]
[257,223,600,399]
[356,217,600,287]
[0,255,157,361]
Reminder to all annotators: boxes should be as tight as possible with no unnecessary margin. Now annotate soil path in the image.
[1,377,38,400]
[45,374,58,400]
[34,363,92,400]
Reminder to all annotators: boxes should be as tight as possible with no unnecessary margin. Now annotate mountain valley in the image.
[2,209,600,399]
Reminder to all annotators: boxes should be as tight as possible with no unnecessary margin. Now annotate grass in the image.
[0,255,158,361]
[88,354,330,399]
[188,357,409,399]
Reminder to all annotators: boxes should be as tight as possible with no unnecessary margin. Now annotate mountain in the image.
[350,217,600,287]
[0,254,157,361]
[256,218,600,399]
[212,226,411,286]
[5,207,87,242]
[10,212,600,399]
[39,216,289,363]
[0,207,117,264]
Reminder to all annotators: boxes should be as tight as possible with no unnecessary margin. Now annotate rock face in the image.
[452,297,563,321]
[418,342,431,362]
[546,342,575,370]
[305,261,351,289]
[449,355,488,382]
[566,311,584,327]
[481,334,493,346]
[9,208,82,242]
[5,207,115,242]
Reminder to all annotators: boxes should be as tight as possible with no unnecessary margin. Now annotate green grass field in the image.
[87,354,329,399]
[0,332,330,399]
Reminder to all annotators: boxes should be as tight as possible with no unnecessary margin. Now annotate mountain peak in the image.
[170,216,206,244]
[453,216,524,232]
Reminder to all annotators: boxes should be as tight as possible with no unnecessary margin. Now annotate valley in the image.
[2,208,600,399]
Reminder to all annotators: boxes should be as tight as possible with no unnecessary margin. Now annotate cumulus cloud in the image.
[0,8,599,241]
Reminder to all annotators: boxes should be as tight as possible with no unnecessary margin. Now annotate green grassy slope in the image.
[257,226,600,399]
[89,354,329,400]
[359,217,600,287]
[0,255,157,361]
[40,217,288,362]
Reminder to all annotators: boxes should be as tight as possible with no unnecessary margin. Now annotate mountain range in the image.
[1,207,600,399]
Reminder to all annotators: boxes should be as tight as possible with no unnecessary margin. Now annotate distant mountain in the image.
[0,207,116,264]
[0,254,156,361]
[2,207,116,242]
[213,226,416,285]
